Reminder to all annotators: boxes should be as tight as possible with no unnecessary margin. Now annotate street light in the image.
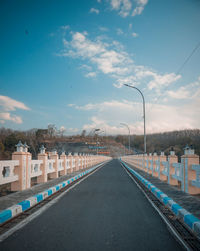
[120,123,130,154]
[124,84,146,153]
[95,129,104,155]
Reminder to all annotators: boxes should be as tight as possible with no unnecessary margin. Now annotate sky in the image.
[0,0,200,136]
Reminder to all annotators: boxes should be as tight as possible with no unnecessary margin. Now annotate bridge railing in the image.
[0,160,19,185]
[0,142,111,191]
[121,147,200,195]
[31,160,43,178]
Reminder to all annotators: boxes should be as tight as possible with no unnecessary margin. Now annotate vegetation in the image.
[0,127,199,160]
[115,129,200,158]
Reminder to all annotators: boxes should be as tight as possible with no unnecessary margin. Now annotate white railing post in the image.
[168,150,178,186]
[159,152,167,182]
[73,153,79,172]
[67,153,73,174]
[11,141,31,191]
[49,150,59,179]
[181,146,200,194]
[37,145,48,183]
[60,151,67,176]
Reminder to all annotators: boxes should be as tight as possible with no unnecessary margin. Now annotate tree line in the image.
[0,127,199,160]
[114,129,200,158]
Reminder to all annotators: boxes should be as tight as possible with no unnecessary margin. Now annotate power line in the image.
[176,41,200,75]
[148,40,200,108]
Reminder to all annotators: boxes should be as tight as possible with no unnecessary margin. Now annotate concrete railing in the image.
[121,147,200,195]
[0,142,111,191]
[0,160,19,185]
[31,160,43,178]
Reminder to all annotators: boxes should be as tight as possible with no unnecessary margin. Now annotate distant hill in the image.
[0,127,199,160]
[115,129,200,158]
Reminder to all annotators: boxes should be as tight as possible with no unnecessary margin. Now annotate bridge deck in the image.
[126,162,200,218]
[0,168,91,211]
[0,159,182,250]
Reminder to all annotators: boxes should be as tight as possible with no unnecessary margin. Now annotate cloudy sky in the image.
[0,0,200,135]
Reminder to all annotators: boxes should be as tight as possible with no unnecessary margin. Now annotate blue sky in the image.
[0,0,200,135]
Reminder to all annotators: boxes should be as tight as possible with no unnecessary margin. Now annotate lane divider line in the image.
[120,160,200,239]
[0,161,109,226]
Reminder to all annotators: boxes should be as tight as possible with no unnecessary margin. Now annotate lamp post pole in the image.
[124,84,146,154]
[120,123,131,155]
[95,129,104,155]
[94,128,100,155]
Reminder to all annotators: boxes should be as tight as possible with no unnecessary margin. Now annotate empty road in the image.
[0,159,183,250]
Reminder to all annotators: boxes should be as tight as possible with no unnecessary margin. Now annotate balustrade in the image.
[31,160,43,178]
[121,145,200,195]
[0,160,19,185]
[0,142,110,191]
[47,160,55,173]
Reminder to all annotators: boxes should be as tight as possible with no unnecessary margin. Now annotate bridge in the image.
[0,144,200,250]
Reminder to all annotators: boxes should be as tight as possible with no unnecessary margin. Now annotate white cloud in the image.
[113,75,138,88]
[60,31,181,93]
[148,73,181,92]
[132,32,138,37]
[0,113,22,124]
[61,31,131,76]
[59,126,66,135]
[72,99,200,135]
[117,28,124,35]
[167,87,190,99]
[132,0,148,16]
[99,26,109,32]
[90,8,100,14]
[0,95,30,124]
[85,72,97,78]
[0,95,30,111]
[68,128,79,133]
[68,104,76,107]
[97,0,101,3]
[108,0,148,17]
[167,76,200,99]
[60,25,70,30]
[110,0,132,17]
[79,64,92,71]
[129,23,133,29]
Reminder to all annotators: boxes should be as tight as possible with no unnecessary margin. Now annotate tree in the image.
[0,141,4,152]
[81,130,86,137]
[48,124,57,137]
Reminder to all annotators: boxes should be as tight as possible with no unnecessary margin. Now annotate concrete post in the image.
[37,145,48,183]
[60,152,67,176]
[159,152,167,182]
[73,153,79,172]
[144,153,148,171]
[23,143,31,189]
[49,150,59,179]
[181,147,200,194]
[82,154,85,169]
[168,150,178,186]
[152,153,158,177]
[148,153,152,174]
[78,153,82,170]
[11,141,31,191]
[67,153,73,174]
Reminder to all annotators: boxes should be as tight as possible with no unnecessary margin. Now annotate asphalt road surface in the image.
[0,159,183,251]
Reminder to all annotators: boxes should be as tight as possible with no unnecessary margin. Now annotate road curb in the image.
[0,162,106,225]
[121,160,200,238]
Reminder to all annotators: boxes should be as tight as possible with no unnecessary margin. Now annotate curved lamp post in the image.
[124,84,146,154]
[120,123,130,154]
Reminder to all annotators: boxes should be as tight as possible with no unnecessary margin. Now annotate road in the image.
[0,159,183,251]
